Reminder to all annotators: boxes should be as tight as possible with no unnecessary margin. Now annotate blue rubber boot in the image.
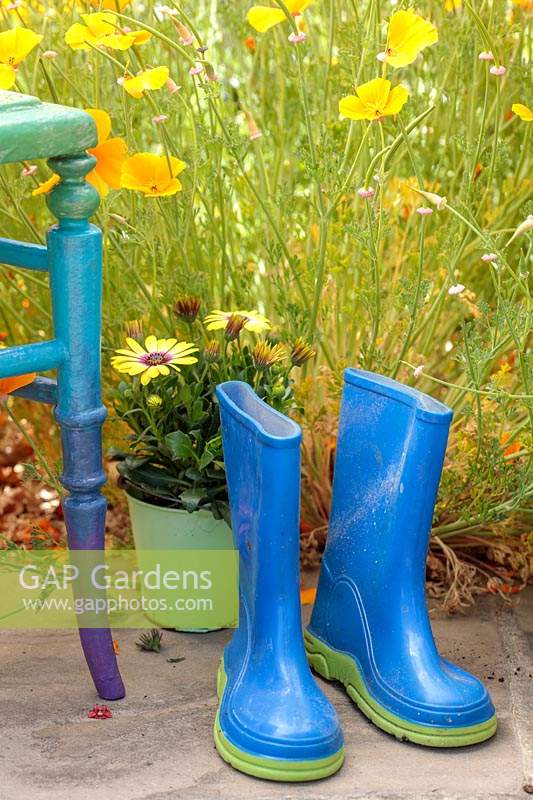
[305,368,497,747]
[215,381,344,781]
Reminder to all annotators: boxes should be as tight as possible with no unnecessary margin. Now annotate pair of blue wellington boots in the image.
[214,369,497,782]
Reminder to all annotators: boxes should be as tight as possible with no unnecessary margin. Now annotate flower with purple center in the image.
[111,335,198,386]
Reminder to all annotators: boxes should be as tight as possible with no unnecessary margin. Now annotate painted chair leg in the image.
[62,490,126,701]
[47,153,125,701]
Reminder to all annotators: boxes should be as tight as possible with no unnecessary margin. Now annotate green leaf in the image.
[165,431,195,460]
[179,488,206,511]
[190,399,207,422]
[198,449,215,470]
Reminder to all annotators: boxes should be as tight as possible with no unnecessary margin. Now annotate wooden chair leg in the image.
[62,490,125,700]
[48,153,125,700]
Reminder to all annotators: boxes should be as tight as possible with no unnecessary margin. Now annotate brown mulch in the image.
[0,411,131,549]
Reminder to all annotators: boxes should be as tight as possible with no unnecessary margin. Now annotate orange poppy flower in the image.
[85,108,128,197]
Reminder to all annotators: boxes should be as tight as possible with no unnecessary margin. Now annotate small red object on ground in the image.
[88,705,112,720]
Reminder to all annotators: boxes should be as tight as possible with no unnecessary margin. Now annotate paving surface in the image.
[0,588,531,800]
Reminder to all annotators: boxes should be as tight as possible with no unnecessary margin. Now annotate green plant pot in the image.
[126,492,237,633]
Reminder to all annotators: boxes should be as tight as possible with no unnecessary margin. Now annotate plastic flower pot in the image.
[126,492,237,632]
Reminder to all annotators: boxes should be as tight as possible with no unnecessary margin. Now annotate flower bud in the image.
[411,188,447,210]
[125,320,144,342]
[165,77,181,94]
[174,295,201,323]
[224,313,246,341]
[252,341,286,370]
[288,32,306,44]
[204,340,221,363]
[506,214,533,246]
[290,337,316,367]
[245,110,262,141]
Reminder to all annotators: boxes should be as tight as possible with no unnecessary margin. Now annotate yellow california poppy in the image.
[85,109,128,197]
[247,0,312,33]
[32,110,126,198]
[512,103,533,121]
[65,12,150,51]
[121,153,186,197]
[122,66,169,99]
[0,28,43,89]
[89,0,131,9]
[382,10,438,68]
[339,77,409,121]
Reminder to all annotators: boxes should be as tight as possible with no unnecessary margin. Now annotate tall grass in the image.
[1,0,531,603]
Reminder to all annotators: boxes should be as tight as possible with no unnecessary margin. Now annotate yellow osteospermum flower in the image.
[382,10,438,68]
[111,336,198,386]
[65,12,150,51]
[339,77,409,121]
[204,310,271,333]
[85,108,128,197]
[0,27,43,89]
[247,0,312,33]
[32,173,61,196]
[122,66,169,99]
[512,103,533,121]
[121,153,186,197]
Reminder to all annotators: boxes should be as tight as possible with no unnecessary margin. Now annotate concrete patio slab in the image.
[0,589,531,800]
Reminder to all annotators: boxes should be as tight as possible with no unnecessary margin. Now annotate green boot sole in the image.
[214,661,345,782]
[304,631,497,748]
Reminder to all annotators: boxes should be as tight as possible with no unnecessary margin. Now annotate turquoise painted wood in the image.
[0,91,97,163]
[0,92,125,700]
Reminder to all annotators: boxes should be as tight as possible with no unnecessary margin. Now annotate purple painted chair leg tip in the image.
[96,677,126,701]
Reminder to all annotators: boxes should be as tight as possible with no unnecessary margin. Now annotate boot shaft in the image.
[217,381,302,636]
[326,368,452,579]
